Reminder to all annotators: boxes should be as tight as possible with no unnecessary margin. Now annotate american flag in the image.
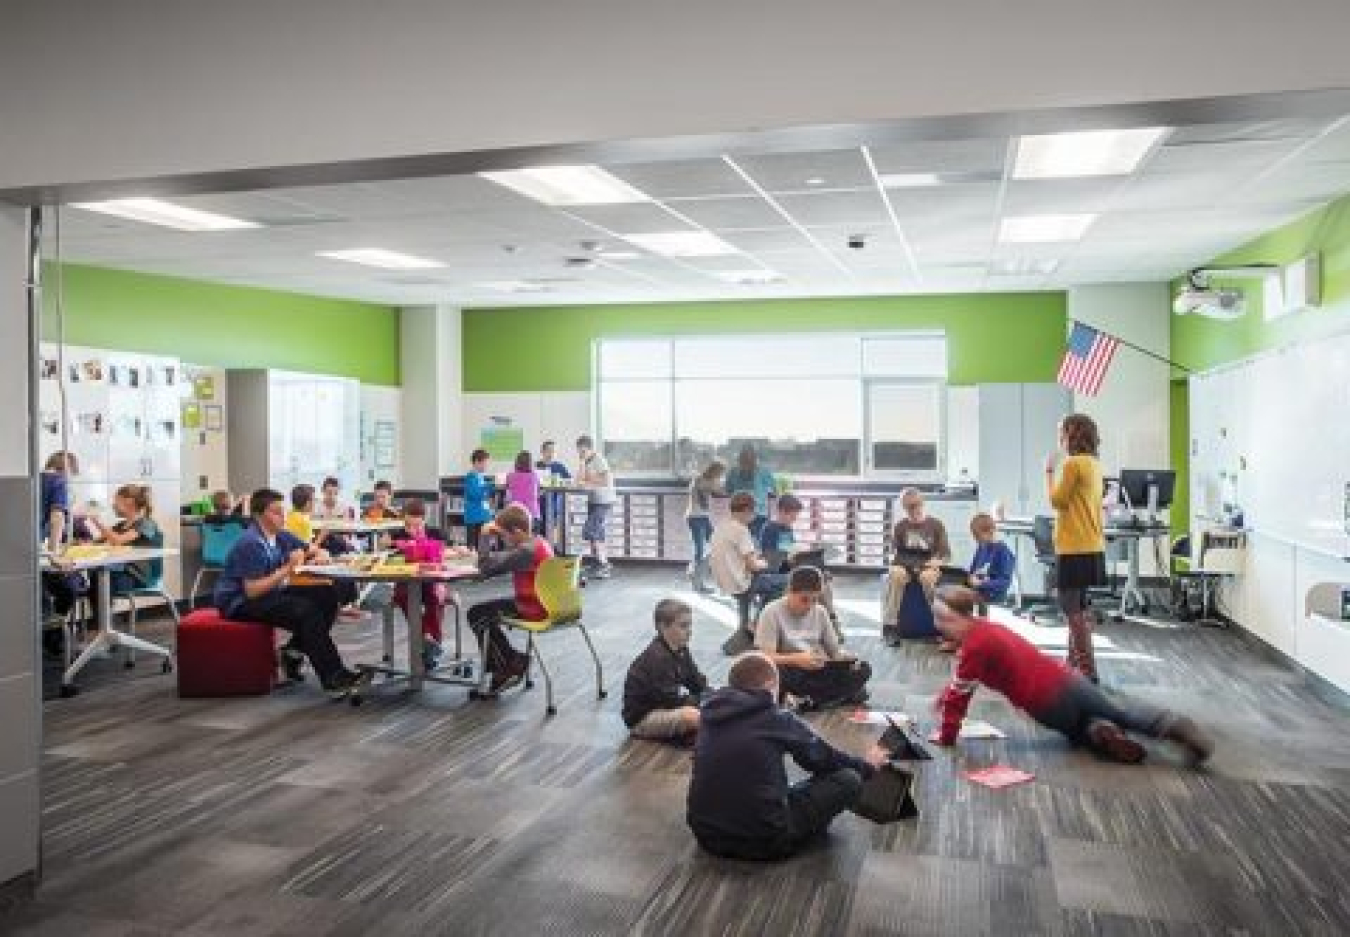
[1056,321,1120,396]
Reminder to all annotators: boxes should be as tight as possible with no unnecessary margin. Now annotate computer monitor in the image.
[1119,469,1176,516]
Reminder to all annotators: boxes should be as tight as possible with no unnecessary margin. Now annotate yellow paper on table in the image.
[375,562,419,576]
[64,544,111,560]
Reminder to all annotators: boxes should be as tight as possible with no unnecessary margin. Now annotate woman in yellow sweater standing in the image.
[1045,413,1106,682]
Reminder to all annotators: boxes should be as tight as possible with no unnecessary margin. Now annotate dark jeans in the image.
[233,584,345,684]
[748,514,768,541]
[1036,675,1171,749]
[467,597,529,675]
[779,660,872,707]
[466,523,484,551]
[696,768,864,861]
[687,516,713,565]
[42,571,86,617]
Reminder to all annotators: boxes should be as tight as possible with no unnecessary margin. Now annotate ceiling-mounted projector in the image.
[1172,285,1245,319]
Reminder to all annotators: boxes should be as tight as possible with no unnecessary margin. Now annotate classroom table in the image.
[999,517,1170,617]
[298,555,482,696]
[44,546,179,697]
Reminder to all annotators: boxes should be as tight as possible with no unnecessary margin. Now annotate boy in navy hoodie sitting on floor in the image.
[687,652,887,861]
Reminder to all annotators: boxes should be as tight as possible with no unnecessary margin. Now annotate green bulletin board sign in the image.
[479,426,524,462]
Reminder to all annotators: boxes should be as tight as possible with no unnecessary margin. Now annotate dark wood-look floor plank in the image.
[7,568,1350,936]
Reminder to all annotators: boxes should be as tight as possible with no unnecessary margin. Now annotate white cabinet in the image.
[229,369,360,496]
[38,344,186,597]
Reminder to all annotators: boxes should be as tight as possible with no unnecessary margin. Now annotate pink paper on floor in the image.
[964,765,1035,789]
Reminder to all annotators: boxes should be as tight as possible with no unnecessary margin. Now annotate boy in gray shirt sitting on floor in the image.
[755,566,872,710]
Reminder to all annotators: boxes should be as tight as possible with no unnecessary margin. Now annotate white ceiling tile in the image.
[605,159,753,198]
[1002,178,1129,214]
[867,138,1008,176]
[556,202,694,236]
[717,227,816,253]
[662,195,785,230]
[1144,139,1304,175]
[774,190,889,227]
[1165,119,1331,146]
[733,149,873,192]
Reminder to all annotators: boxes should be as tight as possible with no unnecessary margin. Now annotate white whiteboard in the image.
[1190,329,1350,557]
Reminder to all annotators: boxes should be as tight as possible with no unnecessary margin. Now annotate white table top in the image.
[42,546,179,571]
[312,518,406,534]
[297,560,480,583]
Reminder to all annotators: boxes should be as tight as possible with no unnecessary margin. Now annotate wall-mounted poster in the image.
[193,375,215,400]
[182,402,202,430]
[479,424,524,462]
[374,420,397,468]
[204,404,224,432]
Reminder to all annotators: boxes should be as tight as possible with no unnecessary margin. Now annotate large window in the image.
[597,333,947,478]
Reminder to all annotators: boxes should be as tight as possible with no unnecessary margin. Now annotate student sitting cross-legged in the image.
[709,492,789,650]
[213,488,367,699]
[466,504,551,695]
[622,598,709,743]
[686,651,887,861]
[932,585,1213,764]
[755,566,871,710]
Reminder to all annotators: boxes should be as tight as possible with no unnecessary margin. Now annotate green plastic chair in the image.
[500,556,606,716]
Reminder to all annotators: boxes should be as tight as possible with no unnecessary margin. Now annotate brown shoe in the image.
[1087,719,1146,764]
[1161,716,1213,766]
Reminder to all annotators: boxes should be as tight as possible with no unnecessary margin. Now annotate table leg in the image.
[1120,536,1146,615]
[408,584,424,691]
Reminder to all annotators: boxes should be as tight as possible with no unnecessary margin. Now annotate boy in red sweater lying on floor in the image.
[931,585,1213,765]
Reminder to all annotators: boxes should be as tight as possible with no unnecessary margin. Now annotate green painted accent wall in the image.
[462,293,1067,392]
[1170,193,1350,533]
[1172,196,1350,371]
[41,263,401,385]
[1169,379,1189,534]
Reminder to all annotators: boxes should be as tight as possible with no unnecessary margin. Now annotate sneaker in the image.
[1161,716,1213,766]
[338,606,366,620]
[592,563,613,580]
[324,668,371,700]
[489,656,529,694]
[281,648,306,683]
[421,638,443,673]
[1087,719,1146,764]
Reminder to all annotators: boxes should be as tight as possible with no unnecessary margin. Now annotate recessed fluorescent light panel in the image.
[476,280,555,293]
[998,214,1096,244]
[316,249,444,270]
[70,198,260,231]
[620,230,738,257]
[1013,127,1168,179]
[879,173,943,188]
[597,250,641,261]
[716,269,783,285]
[479,165,650,205]
[990,258,1061,276]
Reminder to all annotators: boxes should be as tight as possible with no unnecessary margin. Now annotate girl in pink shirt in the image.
[504,450,541,530]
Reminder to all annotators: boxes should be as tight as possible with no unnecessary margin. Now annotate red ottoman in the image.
[176,608,278,698]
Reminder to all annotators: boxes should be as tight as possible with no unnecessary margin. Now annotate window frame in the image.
[593,332,948,480]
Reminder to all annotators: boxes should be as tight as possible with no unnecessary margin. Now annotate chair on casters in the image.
[116,542,181,672]
[1024,515,1060,623]
[499,556,606,717]
[191,522,244,608]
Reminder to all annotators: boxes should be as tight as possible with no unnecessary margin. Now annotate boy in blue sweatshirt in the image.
[687,652,886,860]
[968,512,1015,610]
[464,448,495,550]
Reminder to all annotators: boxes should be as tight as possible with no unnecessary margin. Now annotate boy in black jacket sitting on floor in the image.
[687,652,887,861]
[622,598,709,742]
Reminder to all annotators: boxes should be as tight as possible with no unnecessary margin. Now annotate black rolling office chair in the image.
[1026,515,1060,622]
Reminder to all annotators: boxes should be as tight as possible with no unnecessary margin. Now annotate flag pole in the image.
[1071,319,1193,374]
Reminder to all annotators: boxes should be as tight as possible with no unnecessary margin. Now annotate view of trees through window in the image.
[596,334,947,478]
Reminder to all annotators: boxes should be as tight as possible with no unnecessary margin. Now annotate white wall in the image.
[0,205,39,890]
[461,392,591,475]
[6,1,1350,190]
[399,305,461,486]
[1068,283,1173,475]
[179,365,229,503]
[360,385,402,489]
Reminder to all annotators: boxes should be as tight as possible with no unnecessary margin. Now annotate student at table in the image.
[204,490,247,527]
[40,451,86,629]
[365,479,402,521]
[84,484,162,627]
[685,460,726,593]
[466,504,550,695]
[504,449,542,530]
[464,449,495,550]
[388,498,455,672]
[535,440,572,543]
[312,477,356,554]
[576,435,617,579]
[285,484,318,543]
[723,445,775,539]
[214,488,366,698]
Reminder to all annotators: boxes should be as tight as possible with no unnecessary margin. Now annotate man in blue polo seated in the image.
[214,488,367,699]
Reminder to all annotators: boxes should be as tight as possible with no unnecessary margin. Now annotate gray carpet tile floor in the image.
[9,566,1350,936]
